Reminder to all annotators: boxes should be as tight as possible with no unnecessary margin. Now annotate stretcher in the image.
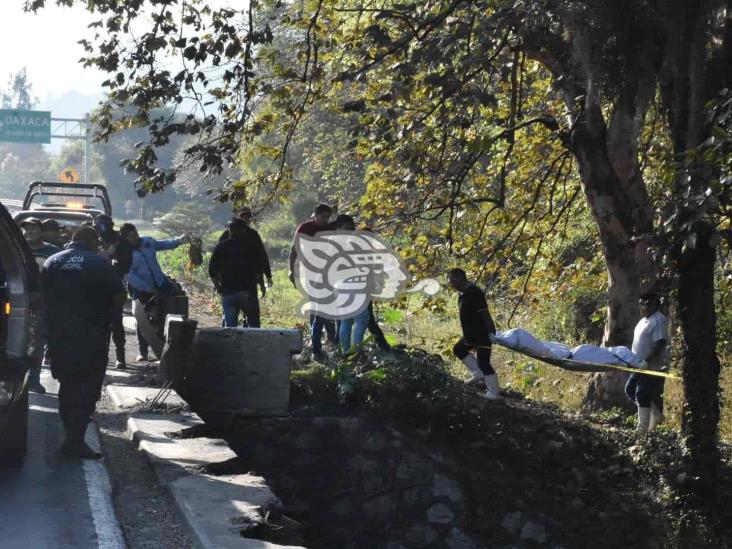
[490,329,679,380]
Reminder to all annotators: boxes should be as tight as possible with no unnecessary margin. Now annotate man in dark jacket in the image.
[209,217,270,327]
[94,214,133,369]
[42,227,125,459]
[448,268,501,400]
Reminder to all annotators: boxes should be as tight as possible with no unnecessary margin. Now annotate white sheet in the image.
[494,328,642,367]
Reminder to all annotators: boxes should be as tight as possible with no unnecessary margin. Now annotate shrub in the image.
[529,289,606,345]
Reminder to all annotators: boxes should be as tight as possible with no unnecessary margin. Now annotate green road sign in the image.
[0,109,51,144]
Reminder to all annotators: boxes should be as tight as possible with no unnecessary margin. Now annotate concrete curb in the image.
[105,384,305,548]
[122,315,137,333]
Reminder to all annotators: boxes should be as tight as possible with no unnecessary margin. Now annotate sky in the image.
[0,2,105,102]
[0,0,242,105]
[0,0,242,152]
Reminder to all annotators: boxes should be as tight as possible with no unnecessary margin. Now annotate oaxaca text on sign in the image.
[0,110,51,144]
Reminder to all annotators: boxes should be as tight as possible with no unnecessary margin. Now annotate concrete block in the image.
[170,474,305,549]
[159,317,197,385]
[106,384,187,410]
[187,328,302,417]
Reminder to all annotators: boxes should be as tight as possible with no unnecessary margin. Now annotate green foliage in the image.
[1,68,35,109]
[255,209,297,261]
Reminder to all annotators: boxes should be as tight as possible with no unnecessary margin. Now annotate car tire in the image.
[0,387,28,466]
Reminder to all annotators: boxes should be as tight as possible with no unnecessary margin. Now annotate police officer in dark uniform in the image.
[42,226,125,459]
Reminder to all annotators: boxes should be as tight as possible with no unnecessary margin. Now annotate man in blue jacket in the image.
[42,227,125,459]
[120,223,188,361]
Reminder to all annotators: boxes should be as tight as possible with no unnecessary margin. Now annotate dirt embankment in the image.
[168,345,728,548]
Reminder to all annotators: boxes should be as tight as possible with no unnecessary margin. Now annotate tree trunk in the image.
[677,223,721,488]
[566,102,656,410]
[659,0,729,490]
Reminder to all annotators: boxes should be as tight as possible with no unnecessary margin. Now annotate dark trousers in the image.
[310,313,337,353]
[367,303,391,351]
[110,306,125,362]
[58,368,106,446]
[453,338,495,376]
[137,326,149,357]
[625,373,664,410]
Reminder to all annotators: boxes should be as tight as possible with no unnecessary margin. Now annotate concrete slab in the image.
[106,384,188,410]
[139,436,235,471]
[104,368,135,382]
[170,474,305,549]
[127,412,204,444]
[122,315,137,333]
[127,413,233,482]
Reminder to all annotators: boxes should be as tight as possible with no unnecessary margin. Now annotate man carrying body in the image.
[42,227,125,459]
[448,268,501,400]
[94,214,133,369]
[289,203,337,361]
[625,292,669,432]
[121,223,188,362]
[20,217,61,394]
[209,217,270,327]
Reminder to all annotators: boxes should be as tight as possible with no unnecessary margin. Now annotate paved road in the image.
[0,369,125,549]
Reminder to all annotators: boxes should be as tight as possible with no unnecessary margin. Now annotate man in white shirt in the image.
[625,292,669,432]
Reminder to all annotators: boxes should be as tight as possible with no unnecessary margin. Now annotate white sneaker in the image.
[637,406,651,432]
[481,388,500,400]
[649,403,665,430]
[136,355,149,362]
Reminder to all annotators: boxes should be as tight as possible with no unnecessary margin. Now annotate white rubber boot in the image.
[461,355,484,386]
[482,373,501,400]
[649,403,665,430]
[637,406,651,433]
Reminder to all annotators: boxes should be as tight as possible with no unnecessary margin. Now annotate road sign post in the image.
[0,109,51,144]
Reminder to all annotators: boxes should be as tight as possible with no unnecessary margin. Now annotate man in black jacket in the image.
[209,217,271,327]
[448,268,501,400]
[94,214,133,368]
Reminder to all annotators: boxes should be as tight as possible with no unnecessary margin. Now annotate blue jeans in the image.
[339,308,371,352]
[311,314,337,354]
[221,290,260,328]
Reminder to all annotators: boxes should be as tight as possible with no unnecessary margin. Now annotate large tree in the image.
[26,0,731,486]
